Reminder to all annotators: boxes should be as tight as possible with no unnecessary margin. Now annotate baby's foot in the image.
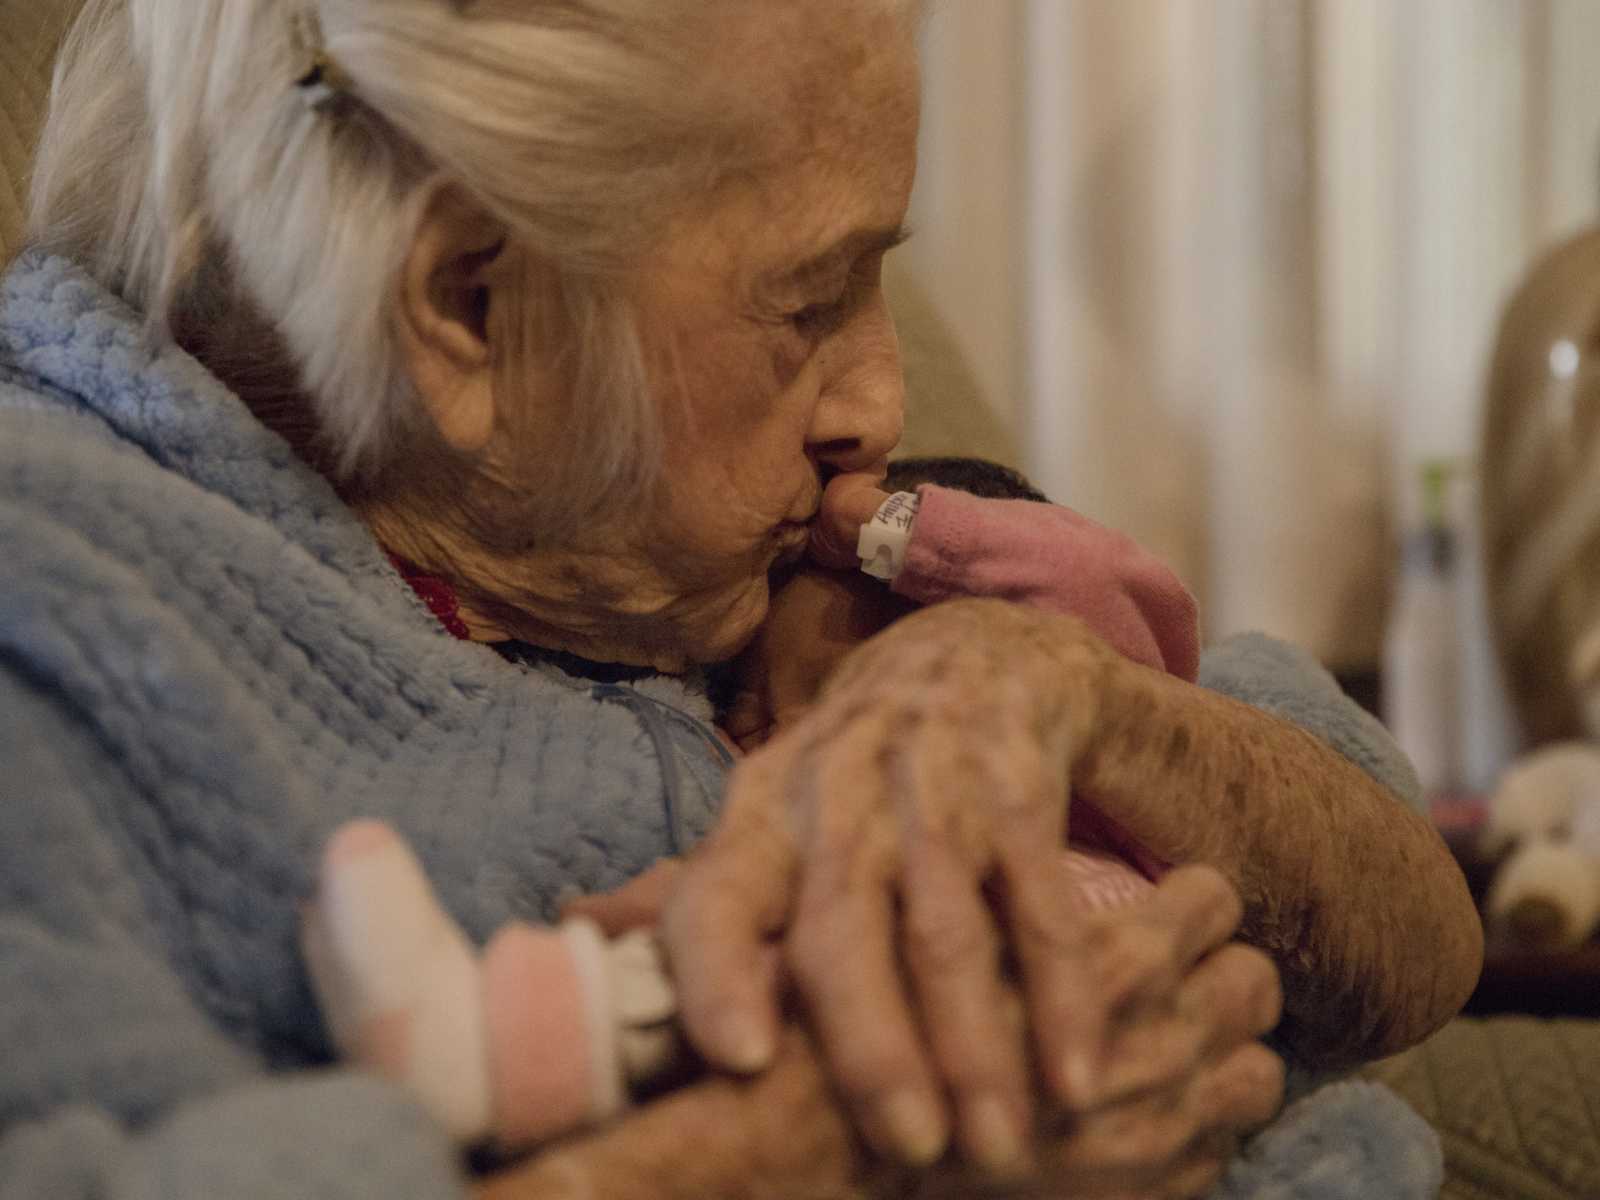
[300,819,493,1141]
[479,913,690,1143]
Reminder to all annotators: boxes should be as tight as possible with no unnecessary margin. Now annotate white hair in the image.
[28,0,919,536]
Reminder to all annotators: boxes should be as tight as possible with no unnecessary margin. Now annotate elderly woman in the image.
[0,1,1477,1198]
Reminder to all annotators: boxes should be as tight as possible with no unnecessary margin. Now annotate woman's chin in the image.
[684,582,773,666]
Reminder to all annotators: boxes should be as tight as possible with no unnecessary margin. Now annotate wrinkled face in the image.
[623,2,921,662]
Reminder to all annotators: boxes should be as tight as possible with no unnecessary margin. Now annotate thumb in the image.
[808,473,892,570]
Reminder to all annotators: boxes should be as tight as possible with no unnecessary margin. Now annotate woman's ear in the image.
[397,184,508,454]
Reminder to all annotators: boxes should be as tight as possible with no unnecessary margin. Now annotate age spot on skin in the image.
[1225,781,1248,816]
[1165,726,1192,770]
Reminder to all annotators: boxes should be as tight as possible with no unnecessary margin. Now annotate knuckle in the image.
[656,877,705,948]
[938,1048,1017,1101]
[904,905,996,978]
[1248,962,1284,1034]
[1011,888,1080,960]
[1206,1044,1285,1124]
[784,917,841,988]
[1078,913,1123,958]
[1206,876,1246,930]
[1201,947,1282,1039]
[1153,1016,1212,1084]
[1093,1027,1202,1113]
[1093,1111,1195,1175]
[832,1042,922,1105]
[1172,863,1242,924]
[1174,861,1229,896]
[1154,1116,1205,1167]
[1162,1152,1228,1200]
[1096,929,1177,1000]
[1238,1043,1287,1097]
[1229,941,1275,980]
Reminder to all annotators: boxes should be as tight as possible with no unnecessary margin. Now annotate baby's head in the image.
[723,457,1047,750]
[879,456,1048,505]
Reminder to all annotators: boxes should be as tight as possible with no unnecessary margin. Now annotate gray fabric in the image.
[1200,630,1423,810]
[0,251,725,1199]
[1215,1080,1444,1200]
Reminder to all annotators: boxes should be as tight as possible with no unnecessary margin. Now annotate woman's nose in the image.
[806,300,906,473]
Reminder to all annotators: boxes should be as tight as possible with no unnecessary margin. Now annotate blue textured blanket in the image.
[0,251,1438,1199]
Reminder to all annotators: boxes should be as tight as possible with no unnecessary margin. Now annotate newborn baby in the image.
[301,457,1200,1153]
[726,455,1197,909]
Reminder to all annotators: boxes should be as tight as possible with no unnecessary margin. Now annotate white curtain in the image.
[901,0,1600,782]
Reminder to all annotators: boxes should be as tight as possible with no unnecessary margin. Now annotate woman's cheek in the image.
[765,332,831,429]
[765,322,814,385]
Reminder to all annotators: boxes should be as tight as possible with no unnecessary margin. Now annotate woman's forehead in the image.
[705,0,921,142]
[643,3,921,288]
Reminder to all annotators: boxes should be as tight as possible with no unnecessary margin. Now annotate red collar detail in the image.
[387,553,473,641]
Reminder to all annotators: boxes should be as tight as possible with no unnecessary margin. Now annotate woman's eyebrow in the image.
[776,224,913,285]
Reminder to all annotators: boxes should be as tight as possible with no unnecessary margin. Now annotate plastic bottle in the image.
[1383,461,1462,803]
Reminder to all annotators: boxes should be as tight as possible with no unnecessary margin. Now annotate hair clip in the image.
[291,11,353,111]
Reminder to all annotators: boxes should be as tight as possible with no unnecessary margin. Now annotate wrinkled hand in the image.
[664,597,1187,1170]
[885,870,1283,1199]
[1018,868,1284,1199]
[560,860,1281,1197]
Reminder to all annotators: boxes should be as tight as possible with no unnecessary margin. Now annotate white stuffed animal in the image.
[1482,741,1600,949]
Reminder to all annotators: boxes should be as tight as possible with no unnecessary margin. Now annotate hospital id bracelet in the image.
[856,490,921,582]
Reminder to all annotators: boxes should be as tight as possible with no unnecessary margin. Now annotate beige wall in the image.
[901,1,1027,437]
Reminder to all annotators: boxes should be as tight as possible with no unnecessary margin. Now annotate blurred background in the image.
[898,0,1600,793]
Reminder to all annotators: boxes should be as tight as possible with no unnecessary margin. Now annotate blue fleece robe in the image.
[0,251,1438,1199]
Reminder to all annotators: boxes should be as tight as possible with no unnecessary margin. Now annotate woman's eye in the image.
[791,291,849,335]
[791,301,838,331]
[786,257,883,336]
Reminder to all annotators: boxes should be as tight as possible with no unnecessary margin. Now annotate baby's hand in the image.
[807,472,892,569]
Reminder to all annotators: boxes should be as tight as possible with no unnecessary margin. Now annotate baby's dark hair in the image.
[883,455,1049,503]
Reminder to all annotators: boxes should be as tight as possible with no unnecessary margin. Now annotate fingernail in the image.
[965,1094,1025,1173]
[880,1090,947,1165]
[718,1013,773,1073]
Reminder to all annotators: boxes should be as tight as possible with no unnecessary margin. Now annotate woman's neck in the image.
[363,501,706,674]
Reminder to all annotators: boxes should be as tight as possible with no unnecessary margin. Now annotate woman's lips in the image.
[787,477,824,527]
